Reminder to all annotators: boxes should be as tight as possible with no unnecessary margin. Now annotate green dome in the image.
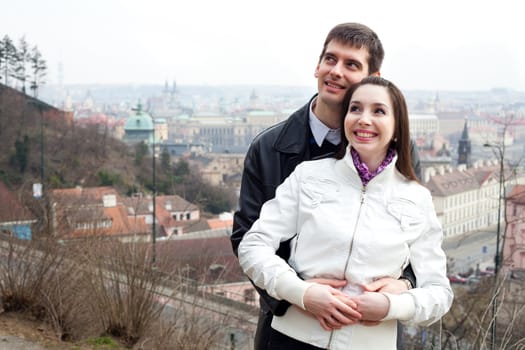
[124,104,154,131]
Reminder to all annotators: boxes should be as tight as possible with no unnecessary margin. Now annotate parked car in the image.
[510,269,525,280]
[467,275,481,284]
[448,274,467,284]
[479,269,494,276]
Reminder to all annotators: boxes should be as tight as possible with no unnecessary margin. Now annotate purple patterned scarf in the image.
[351,147,396,186]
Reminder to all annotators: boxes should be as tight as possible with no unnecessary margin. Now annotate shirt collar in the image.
[309,97,341,147]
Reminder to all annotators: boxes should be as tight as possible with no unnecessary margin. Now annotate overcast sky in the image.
[2,0,524,91]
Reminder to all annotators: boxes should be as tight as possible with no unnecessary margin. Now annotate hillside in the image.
[0,83,140,193]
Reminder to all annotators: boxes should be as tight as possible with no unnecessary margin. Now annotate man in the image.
[231,22,420,350]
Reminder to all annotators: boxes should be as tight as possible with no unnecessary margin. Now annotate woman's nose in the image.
[357,113,371,125]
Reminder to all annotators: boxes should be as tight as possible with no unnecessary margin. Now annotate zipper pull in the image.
[360,186,366,204]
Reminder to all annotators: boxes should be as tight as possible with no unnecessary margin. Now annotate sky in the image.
[2,0,524,91]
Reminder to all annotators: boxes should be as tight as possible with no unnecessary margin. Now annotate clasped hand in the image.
[303,277,406,330]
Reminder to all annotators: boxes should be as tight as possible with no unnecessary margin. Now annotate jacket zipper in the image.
[327,185,367,349]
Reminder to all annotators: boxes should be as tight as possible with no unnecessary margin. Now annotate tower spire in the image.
[457,117,471,167]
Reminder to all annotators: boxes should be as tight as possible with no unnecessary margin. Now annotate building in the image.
[154,117,168,143]
[457,119,472,166]
[199,153,245,186]
[123,103,154,145]
[503,185,525,272]
[409,113,439,139]
[0,182,37,240]
[47,184,238,243]
[163,109,287,153]
[423,162,525,238]
[122,194,200,238]
[48,186,149,239]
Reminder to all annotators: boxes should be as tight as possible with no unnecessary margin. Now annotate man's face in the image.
[315,40,371,109]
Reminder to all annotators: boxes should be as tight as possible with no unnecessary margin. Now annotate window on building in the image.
[244,289,255,303]
[96,219,112,228]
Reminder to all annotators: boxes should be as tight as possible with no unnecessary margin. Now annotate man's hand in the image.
[351,292,390,325]
[363,277,409,294]
[303,284,362,331]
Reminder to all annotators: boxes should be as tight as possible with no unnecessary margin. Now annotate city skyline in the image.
[2,0,524,91]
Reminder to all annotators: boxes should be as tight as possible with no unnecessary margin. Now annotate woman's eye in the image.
[349,105,360,112]
[375,108,386,115]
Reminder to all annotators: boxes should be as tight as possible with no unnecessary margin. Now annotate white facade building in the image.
[424,161,525,238]
[409,113,439,138]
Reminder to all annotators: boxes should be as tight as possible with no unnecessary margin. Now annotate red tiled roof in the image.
[207,218,233,230]
[0,182,36,223]
[51,186,118,204]
[425,166,498,196]
[123,195,198,216]
[50,186,149,238]
[155,236,246,284]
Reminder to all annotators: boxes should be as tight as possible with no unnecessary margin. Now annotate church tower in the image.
[457,118,471,166]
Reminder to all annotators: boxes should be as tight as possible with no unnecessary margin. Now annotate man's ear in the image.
[314,64,320,78]
[371,71,381,77]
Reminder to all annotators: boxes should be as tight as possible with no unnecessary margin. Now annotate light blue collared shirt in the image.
[308,97,341,147]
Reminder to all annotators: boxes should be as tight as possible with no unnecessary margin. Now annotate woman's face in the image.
[344,84,395,166]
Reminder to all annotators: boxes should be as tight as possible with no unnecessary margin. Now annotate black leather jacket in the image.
[232,95,421,316]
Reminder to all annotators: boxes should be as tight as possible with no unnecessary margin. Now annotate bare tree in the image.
[0,39,4,81]
[12,36,30,93]
[1,35,17,86]
[29,45,46,98]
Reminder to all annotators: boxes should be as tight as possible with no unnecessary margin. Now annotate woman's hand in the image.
[363,277,408,294]
[351,292,390,324]
[303,283,362,331]
[357,278,403,326]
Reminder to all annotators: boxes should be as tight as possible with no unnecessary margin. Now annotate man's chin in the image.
[320,94,344,108]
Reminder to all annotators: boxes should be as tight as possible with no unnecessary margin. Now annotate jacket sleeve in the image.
[238,168,313,310]
[231,139,293,315]
[383,190,453,326]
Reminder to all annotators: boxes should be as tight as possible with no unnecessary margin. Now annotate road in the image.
[442,228,497,274]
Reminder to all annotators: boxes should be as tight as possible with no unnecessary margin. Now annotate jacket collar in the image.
[274,95,317,154]
[336,146,400,187]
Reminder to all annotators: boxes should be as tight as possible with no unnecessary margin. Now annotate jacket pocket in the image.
[386,198,425,233]
[300,176,340,207]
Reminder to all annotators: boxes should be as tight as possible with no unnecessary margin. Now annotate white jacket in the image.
[238,149,453,350]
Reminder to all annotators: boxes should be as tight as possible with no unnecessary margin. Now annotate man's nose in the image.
[330,62,343,77]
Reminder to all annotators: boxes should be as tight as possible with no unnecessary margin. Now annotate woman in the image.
[238,76,453,350]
